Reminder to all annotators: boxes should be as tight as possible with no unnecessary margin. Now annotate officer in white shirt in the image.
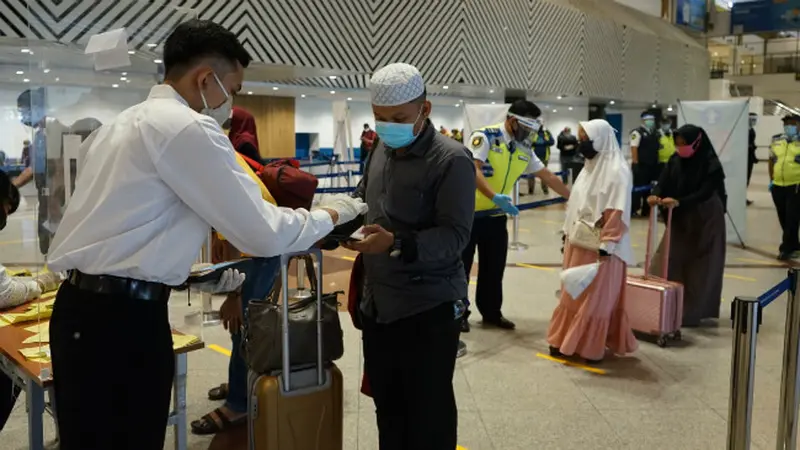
[46,19,366,450]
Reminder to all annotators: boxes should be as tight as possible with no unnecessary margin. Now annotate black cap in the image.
[508,100,541,119]
[782,114,800,123]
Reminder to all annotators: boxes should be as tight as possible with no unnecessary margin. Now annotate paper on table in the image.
[23,329,50,344]
[84,28,130,71]
[2,303,53,324]
[24,323,48,333]
[19,345,51,363]
[172,334,200,350]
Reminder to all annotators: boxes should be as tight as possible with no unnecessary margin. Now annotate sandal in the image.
[207,383,228,401]
[191,407,247,435]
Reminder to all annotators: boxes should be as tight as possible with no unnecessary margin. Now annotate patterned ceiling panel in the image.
[528,0,583,96]
[0,0,710,103]
[582,14,624,99]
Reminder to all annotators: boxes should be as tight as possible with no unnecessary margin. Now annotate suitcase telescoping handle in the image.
[644,206,674,279]
[279,248,325,391]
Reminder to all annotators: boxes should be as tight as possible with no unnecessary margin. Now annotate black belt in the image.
[66,271,171,302]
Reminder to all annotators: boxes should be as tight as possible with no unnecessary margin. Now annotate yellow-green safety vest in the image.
[770,136,800,187]
[659,133,676,163]
[474,124,531,212]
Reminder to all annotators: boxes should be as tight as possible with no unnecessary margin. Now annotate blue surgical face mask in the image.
[644,119,655,129]
[785,125,797,137]
[375,107,424,149]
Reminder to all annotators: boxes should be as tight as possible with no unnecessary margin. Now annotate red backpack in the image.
[240,155,318,210]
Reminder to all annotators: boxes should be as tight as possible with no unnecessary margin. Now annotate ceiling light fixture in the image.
[54,77,60,82]
[491,101,496,105]
[153,59,162,64]
[301,94,307,98]
[122,72,128,76]
[609,100,615,105]
[455,103,460,107]
[112,84,119,88]
[329,75,338,80]
[23,78,30,83]
[20,48,30,53]
[553,109,557,113]
[489,89,495,94]
[667,106,673,112]
[147,43,157,48]
[247,91,253,95]
[443,85,449,90]
[43,69,50,74]
[347,97,352,101]
[15,70,23,75]
[557,95,562,100]
[652,103,657,108]
[272,87,279,91]
[120,76,127,81]
[128,50,135,55]
[568,106,573,111]
[330,90,336,94]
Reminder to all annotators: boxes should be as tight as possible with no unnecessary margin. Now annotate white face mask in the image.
[200,72,232,126]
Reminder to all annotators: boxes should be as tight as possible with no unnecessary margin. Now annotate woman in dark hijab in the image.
[228,106,261,163]
[648,124,727,327]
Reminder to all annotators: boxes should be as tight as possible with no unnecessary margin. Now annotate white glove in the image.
[194,268,246,294]
[317,195,368,225]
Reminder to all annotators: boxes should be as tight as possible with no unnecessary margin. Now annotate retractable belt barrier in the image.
[727,269,799,450]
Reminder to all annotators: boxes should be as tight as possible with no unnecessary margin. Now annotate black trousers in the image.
[461,215,508,321]
[50,282,175,450]
[771,184,800,254]
[0,373,20,431]
[633,164,661,215]
[363,302,460,450]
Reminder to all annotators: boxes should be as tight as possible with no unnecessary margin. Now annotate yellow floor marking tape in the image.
[0,238,36,246]
[535,352,606,375]
[208,344,232,357]
[735,257,782,267]
[538,219,562,225]
[518,227,530,232]
[517,263,556,272]
[724,273,757,282]
[338,255,356,262]
[457,446,468,450]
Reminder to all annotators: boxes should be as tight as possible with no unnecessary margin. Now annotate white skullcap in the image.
[370,63,425,106]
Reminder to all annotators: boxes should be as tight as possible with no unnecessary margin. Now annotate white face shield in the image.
[508,113,542,134]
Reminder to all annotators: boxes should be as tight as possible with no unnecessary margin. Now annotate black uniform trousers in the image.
[461,215,508,321]
[632,163,661,216]
[363,302,460,450]
[771,183,800,254]
[0,373,20,431]
[50,281,174,450]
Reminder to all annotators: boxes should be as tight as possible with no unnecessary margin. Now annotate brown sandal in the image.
[207,383,228,401]
[191,407,246,435]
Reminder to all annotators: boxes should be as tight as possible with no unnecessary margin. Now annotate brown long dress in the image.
[651,195,726,326]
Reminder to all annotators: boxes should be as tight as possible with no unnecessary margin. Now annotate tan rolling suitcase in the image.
[247,249,344,450]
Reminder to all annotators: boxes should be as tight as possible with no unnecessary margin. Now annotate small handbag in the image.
[242,255,344,375]
[568,217,602,251]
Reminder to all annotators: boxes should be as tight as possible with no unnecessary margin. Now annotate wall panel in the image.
[658,40,686,103]
[528,0,583,96]
[234,95,296,158]
[582,15,624,99]
[622,28,659,102]
[0,0,709,103]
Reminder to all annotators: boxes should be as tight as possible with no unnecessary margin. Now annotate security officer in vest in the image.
[658,118,676,172]
[769,114,800,261]
[630,112,662,216]
[461,100,570,331]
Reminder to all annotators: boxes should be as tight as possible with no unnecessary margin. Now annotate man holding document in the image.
[45,19,366,450]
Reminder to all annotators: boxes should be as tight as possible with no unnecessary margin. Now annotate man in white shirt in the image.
[46,19,366,450]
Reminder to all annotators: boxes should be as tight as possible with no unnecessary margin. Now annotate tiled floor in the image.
[1,166,798,449]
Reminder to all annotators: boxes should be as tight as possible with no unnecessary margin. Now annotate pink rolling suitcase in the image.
[625,207,684,347]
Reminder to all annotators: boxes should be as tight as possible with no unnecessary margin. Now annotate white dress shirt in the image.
[48,85,334,286]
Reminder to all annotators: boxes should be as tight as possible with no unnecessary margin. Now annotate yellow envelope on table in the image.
[172,334,200,350]
[19,345,51,363]
[23,329,50,344]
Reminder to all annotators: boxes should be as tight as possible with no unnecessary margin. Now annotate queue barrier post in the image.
[777,268,800,450]
[727,296,761,450]
[508,180,528,251]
